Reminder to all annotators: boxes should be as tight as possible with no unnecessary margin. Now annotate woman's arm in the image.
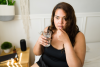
[64,32,86,67]
[57,29,86,67]
[33,27,48,55]
[33,39,44,55]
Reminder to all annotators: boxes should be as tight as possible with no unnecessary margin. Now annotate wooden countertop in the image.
[0,47,30,67]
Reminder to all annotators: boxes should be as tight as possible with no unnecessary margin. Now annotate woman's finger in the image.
[43,39,48,43]
[59,28,65,33]
[40,37,48,46]
[41,35,47,40]
[40,40,46,46]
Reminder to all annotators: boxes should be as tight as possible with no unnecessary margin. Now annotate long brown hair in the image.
[49,2,79,47]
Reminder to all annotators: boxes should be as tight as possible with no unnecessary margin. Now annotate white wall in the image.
[0,19,26,52]
[15,0,21,15]
[0,23,1,54]
[15,0,100,15]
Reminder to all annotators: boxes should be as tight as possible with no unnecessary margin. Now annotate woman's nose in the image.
[59,18,63,24]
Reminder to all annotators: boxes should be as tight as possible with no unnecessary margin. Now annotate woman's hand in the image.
[37,35,48,46]
[57,28,70,44]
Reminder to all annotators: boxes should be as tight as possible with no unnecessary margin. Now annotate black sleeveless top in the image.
[37,26,80,67]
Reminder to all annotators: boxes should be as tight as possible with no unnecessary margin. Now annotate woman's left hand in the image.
[57,28,70,44]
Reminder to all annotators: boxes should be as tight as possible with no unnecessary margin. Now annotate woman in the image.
[31,2,86,67]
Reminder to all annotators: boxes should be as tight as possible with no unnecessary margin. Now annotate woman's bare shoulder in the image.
[75,32,85,45]
[76,32,85,39]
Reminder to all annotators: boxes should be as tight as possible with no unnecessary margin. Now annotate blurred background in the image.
[0,0,100,66]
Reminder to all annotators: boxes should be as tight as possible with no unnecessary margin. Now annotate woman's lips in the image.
[58,26,63,29]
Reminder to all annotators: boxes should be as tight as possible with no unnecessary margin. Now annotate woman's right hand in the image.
[38,35,48,46]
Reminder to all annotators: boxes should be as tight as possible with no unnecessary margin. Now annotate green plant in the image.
[13,46,16,53]
[0,0,15,5]
[1,41,12,49]
[0,0,7,4]
[13,46,16,50]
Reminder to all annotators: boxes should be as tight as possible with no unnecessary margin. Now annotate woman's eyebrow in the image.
[63,16,66,18]
[55,15,59,17]
[55,15,66,18]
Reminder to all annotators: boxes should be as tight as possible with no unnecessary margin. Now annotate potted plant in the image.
[0,0,16,21]
[1,41,12,53]
[13,46,16,53]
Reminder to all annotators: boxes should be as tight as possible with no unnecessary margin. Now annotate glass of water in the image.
[41,30,52,47]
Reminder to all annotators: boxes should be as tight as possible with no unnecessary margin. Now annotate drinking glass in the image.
[41,31,52,47]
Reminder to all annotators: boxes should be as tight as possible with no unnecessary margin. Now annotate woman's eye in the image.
[56,17,59,19]
[63,18,66,20]
[63,17,66,21]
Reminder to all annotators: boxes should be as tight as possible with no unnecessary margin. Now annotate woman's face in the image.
[54,9,67,30]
